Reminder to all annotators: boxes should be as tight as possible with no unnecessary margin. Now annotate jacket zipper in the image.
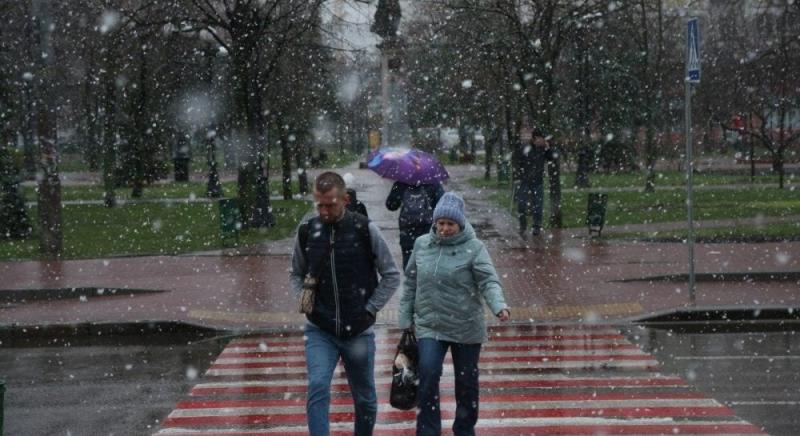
[330,227,340,337]
[433,245,444,277]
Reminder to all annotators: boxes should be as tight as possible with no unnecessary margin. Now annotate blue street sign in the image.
[687,18,701,83]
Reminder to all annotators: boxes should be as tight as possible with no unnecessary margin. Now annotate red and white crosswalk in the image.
[155,325,764,435]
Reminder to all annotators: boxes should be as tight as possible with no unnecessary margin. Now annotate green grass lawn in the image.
[477,183,800,231]
[0,199,310,261]
[616,222,800,242]
[22,180,304,203]
[471,170,794,191]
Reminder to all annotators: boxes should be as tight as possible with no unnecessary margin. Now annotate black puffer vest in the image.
[300,211,378,339]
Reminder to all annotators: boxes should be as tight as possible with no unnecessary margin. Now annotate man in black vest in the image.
[290,171,400,436]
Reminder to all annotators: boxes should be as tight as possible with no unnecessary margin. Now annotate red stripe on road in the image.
[177,390,711,409]
[230,333,627,347]
[209,354,655,369]
[190,376,687,396]
[157,423,764,435]
[163,406,735,427]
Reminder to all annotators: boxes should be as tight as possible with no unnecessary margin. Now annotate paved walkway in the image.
[2,163,799,332]
[153,324,764,435]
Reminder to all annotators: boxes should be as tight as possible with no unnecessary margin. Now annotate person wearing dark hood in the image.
[385,181,445,268]
[399,192,510,436]
[514,129,552,237]
[346,187,369,218]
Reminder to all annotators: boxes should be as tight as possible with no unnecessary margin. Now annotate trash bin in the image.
[497,160,510,185]
[586,193,608,237]
[219,198,241,246]
[173,157,190,182]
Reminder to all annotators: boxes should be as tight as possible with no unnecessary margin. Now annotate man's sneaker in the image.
[531,227,542,236]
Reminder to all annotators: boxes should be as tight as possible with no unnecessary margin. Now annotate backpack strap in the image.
[298,219,311,253]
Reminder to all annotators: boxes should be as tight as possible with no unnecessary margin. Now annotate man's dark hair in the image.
[315,171,346,194]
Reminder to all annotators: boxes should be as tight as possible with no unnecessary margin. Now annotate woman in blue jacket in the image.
[398,192,510,436]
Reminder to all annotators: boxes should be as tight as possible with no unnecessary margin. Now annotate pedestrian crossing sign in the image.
[687,18,701,83]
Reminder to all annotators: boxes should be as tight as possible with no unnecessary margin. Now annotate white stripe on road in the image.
[204,359,658,376]
[191,373,683,389]
[674,355,800,360]
[729,400,800,406]
[213,348,648,364]
[155,418,760,435]
[223,338,633,353]
[167,398,725,417]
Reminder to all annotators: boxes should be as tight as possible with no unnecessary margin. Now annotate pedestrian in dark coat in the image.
[514,130,552,237]
[385,181,445,268]
[290,172,401,436]
[346,187,369,218]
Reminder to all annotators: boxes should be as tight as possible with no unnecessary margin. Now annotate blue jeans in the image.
[416,338,482,436]
[304,323,377,436]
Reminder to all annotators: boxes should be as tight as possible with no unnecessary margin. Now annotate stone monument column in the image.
[371,0,410,148]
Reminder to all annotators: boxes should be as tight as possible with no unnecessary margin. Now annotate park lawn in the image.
[483,185,800,229]
[189,148,363,173]
[22,180,304,203]
[0,199,310,261]
[585,171,789,188]
[470,170,791,191]
[614,222,800,242]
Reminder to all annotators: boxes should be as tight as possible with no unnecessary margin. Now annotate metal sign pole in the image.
[685,79,695,305]
[685,18,700,306]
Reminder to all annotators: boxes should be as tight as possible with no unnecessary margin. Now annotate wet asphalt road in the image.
[2,324,799,435]
[624,324,800,436]
[1,331,228,436]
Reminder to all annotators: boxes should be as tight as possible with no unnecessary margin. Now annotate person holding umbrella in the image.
[367,148,449,269]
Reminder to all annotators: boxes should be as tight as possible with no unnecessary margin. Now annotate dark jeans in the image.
[416,338,482,436]
[517,182,544,232]
[400,225,430,269]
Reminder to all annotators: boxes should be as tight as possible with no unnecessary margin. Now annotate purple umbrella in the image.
[367,148,449,185]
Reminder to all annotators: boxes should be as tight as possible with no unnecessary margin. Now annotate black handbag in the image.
[389,329,419,410]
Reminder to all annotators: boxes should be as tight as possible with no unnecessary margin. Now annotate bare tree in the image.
[137,0,327,227]
[31,0,63,258]
[707,0,800,189]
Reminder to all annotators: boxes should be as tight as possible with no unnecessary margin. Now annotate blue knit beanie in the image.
[432,192,466,229]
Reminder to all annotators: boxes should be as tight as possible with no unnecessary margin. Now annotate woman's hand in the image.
[496,309,510,322]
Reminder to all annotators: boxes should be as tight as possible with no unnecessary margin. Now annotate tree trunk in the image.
[547,145,563,228]
[484,127,494,180]
[643,124,657,193]
[206,128,222,198]
[32,0,62,259]
[280,123,292,200]
[232,51,273,228]
[130,47,149,199]
[102,77,117,208]
[294,134,309,195]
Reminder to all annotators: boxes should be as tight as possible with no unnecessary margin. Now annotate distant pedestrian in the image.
[514,129,552,237]
[290,171,401,436]
[398,192,511,436]
[346,187,369,218]
[385,181,445,268]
